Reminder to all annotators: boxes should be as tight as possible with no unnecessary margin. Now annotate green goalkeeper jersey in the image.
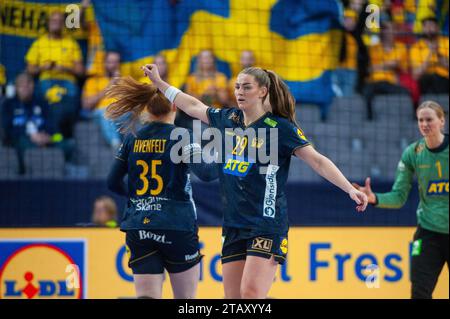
[375,134,449,234]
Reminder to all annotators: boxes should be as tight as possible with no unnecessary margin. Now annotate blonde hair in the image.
[104,76,171,133]
[417,100,446,120]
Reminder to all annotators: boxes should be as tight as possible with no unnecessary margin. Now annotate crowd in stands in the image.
[0,0,448,176]
[334,1,449,120]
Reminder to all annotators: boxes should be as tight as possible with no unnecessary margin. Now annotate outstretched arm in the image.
[141,64,210,124]
[353,144,415,209]
[295,145,368,212]
[181,140,218,182]
[353,169,413,209]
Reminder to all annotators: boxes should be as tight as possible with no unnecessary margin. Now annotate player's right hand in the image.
[141,64,161,84]
[352,177,377,205]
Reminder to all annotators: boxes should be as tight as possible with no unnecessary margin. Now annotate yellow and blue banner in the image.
[0,227,448,299]
[1,0,343,106]
[0,0,88,82]
[93,0,342,106]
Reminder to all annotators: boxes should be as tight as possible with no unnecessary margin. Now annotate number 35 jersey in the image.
[116,122,197,232]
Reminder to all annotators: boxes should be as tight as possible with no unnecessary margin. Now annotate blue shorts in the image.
[125,228,203,274]
[221,227,288,265]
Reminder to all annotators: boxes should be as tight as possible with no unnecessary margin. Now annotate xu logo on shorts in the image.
[251,238,273,252]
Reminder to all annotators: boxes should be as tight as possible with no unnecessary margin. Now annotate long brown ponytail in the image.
[240,67,297,125]
[104,76,171,133]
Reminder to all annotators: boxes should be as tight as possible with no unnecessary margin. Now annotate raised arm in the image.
[141,64,210,124]
[295,145,368,212]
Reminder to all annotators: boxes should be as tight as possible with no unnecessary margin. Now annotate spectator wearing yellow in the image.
[410,17,449,94]
[185,49,229,109]
[80,0,106,77]
[228,50,256,106]
[26,11,84,140]
[333,9,359,97]
[91,196,118,228]
[82,51,122,150]
[139,54,168,84]
[0,64,5,87]
[363,21,410,120]
[0,64,6,98]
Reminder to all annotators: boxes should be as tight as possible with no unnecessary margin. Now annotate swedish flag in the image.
[93,0,342,107]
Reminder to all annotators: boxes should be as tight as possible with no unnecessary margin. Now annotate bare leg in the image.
[168,263,200,299]
[133,274,164,299]
[240,256,277,299]
[222,260,245,299]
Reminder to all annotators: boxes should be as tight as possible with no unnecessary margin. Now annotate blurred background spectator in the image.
[410,17,449,94]
[228,50,256,105]
[139,54,169,84]
[185,49,229,109]
[333,9,360,97]
[177,49,229,130]
[1,73,72,174]
[91,196,118,228]
[82,51,122,150]
[25,11,84,140]
[0,64,6,98]
[0,0,448,181]
[80,0,106,77]
[363,20,410,119]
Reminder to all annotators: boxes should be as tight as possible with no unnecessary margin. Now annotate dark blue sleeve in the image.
[180,128,219,182]
[107,134,132,196]
[107,158,128,196]
[185,151,219,182]
[206,107,235,129]
[116,134,133,162]
[280,121,311,157]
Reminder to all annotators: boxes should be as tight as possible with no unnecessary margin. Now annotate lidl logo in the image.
[223,155,253,177]
[426,180,449,195]
[0,241,86,299]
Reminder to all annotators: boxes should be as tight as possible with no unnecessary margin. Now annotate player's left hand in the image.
[349,188,368,212]
[141,64,161,84]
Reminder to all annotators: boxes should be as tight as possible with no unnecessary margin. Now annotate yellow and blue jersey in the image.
[110,122,204,232]
[207,107,310,233]
[25,35,82,83]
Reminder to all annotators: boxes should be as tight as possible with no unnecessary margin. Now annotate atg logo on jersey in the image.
[427,180,449,195]
[0,241,86,299]
[223,155,253,177]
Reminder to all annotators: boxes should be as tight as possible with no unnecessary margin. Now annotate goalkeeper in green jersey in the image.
[354,101,448,299]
